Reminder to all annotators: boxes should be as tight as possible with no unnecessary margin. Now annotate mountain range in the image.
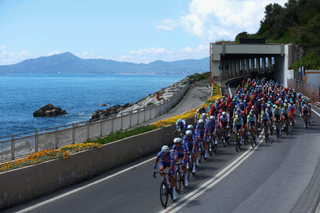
[0,52,209,75]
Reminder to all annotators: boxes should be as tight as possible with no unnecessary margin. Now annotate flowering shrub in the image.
[153,83,222,128]
[0,149,71,173]
[60,143,103,152]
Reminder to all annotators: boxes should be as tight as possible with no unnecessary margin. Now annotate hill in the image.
[234,0,320,69]
[0,52,209,75]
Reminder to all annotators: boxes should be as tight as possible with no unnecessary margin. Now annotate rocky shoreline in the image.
[89,76,189,121]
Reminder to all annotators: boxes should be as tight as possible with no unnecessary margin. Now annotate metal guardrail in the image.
[287,79,320,106]
[0,83,190,162]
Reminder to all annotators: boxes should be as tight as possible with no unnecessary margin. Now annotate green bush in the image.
[147,102,155,107]
[86,125,158,145]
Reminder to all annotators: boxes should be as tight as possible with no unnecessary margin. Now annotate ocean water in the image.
[0,74,185,137]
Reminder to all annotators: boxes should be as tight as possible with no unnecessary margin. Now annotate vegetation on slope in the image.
[235,0,320,69]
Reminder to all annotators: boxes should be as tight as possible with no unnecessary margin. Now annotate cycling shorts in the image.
[289,109,294,115]
[221,121,228,128]
[283,114,288,120]
[186,142,196,154]
[275,114,280,120]
[248,121,256,128]
[303,110,308,115]
[234,125,242,131]
[174,153,185,159]
[159,162,175,175]
[261,119,268,126]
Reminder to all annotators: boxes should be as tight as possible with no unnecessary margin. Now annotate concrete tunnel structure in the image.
[209,41,303,87]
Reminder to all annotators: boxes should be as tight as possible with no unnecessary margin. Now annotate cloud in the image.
[0,45,6,51]
[48,51,64,56]
[115,44,208,64]
[157,0,287,41]
[155,19,179,31]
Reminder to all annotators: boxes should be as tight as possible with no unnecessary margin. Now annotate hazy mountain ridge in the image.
[0,52,209,75]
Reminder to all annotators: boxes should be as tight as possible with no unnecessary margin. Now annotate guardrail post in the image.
[121,113,123,130]
[11,134,15,160]
[100,120,102,137]
[35,130,38,152]
[55,127,59,149]
[137,110,139,125]
[87,122,90,140]
[111,116,114,133]
[72,124,75,144]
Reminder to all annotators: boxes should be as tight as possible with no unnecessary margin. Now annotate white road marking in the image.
[16,157,156,213]
[160,137,264,213]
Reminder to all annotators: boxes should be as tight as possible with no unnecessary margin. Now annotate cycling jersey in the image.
[288,104,296,111]
[171,144,187,161]
[157,151,175,164]
[247,114,256,122]
[206,120,217,133]
[196,123,206,139]
[233,118,244,126]
[176,120,186,130]
[219,115,230,123]
[273,109,282,115]
[282,107,289,115]
[156,151,175,175]
[182,136,196,154]
[260,113,270,120]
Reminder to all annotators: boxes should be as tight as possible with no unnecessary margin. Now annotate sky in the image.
[0,0,287,65]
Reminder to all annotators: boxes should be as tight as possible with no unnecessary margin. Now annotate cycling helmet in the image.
[276,101,280,105]
[186,130,192,135]
[290,100,293,104]
[201,115,206,120]
[209,116,215,120]
[199,119,204,124]
[267,104,271,107]
[304,104,307,107]
[177,118,182,123]
[284,103,287,107]
[173,138,182,144]
[254,105,257,109]
[222,111,226,116]
[187,125,193,129]
[202,113,206,117]
[201,106,204,109]
[161,145,169,153]
[242,111,246,114]
[274,106,278,109]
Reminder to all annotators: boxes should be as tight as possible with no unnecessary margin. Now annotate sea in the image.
[0,74,185,137]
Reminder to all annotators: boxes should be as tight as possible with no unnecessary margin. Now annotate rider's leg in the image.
[204,142,208,158]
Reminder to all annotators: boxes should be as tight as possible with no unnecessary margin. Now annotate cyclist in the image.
[153,145,177,200]
[171,138,188,186]
[301,103,310,127]
[273,106,282,136]
[247,111,258,142]
[282,103,290,133]
[307,101,312,123]
[288,100,296,125]
[220,111,230,138]
[233,115,244,144]
[196,119,208,159]
[260,111,271,138]
[206,115,218,149]
[183,130,197,174]
[175,118,186,137]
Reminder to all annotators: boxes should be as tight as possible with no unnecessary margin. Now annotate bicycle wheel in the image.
[270,124,273,136]
[175,170,182,193]
[209,142,212,156]
[226,136,229,145]
[286,122,289,136]
[235,137,239,152]
[198,147,202,164]
[276,126,279,139]
[187,157,192,179]
[222,137,226,147]
[305,119,308,129]
[213,143,217,154]
[160,182,168,208]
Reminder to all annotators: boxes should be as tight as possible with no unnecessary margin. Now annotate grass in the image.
[86,125,158,145]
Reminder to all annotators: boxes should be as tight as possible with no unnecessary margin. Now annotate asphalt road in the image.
[5,79,320,213]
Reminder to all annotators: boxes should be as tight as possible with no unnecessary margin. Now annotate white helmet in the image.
[222,111,226,116]
[199,119,204,124]
[185,130,192,135]
[201,115,206,120]
[173,138,182,144]
[187,124,193,129]
[209,116,215,120]
[161,145,169,153]
[202,113,206,117]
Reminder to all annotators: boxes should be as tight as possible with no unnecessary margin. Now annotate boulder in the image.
[33,103,68,117]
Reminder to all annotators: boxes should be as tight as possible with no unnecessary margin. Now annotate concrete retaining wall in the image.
[0,117,193,210]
